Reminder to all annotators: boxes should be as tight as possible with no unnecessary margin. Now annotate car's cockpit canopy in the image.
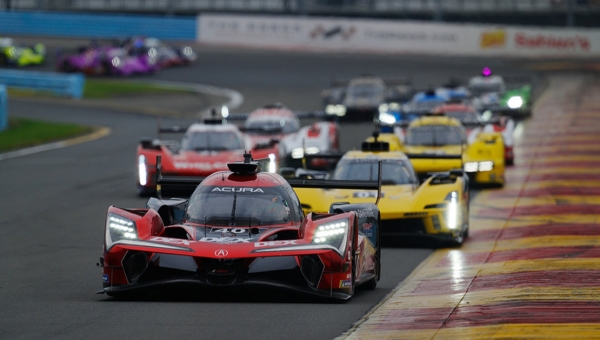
[405,125,466,146]
[185,184,302,226]
[181,130,244,151]
[333,158,417,185]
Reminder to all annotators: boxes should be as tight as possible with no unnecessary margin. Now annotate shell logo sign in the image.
[480,30,506,49]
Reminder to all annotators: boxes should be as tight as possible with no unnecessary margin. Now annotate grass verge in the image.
[7,78,191,99]
[0,117,93,153]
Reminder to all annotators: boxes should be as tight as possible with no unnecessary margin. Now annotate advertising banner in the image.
[198,13,600,57]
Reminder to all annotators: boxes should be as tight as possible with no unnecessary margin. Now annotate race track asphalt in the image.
[0,43,539,339]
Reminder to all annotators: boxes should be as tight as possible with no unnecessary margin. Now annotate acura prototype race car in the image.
[0,37,45,67]
[322,75,414,120]
[136,117,277,196]
[294,134,469,245]
[99,153,381,300]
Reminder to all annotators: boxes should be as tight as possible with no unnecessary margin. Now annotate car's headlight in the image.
[312,218,349,255]
[111,56,121,68]
[507,96,523,109]
[464,161,493,172]
[138,155,148,186]
[378,111,397,125]
[444,191,459,230]
[268,153,277,173]
[106,213,138,247]
[326,104,347,116]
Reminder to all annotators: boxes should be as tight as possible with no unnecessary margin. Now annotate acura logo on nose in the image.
[215,249,228,257]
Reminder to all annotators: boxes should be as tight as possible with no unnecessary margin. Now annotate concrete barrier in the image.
[0,70,85,99]
[0,84,6,132]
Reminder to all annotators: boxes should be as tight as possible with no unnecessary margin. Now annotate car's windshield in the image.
[406,125,465,146]
[469,83,503,96]
[181,131,244,151]
[333,159,415,185]
[443,111,479,124]
[348,84,384,98]
[244,118,299,134]
[185,185,299,225]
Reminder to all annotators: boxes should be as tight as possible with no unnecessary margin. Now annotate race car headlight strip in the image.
[312,218,349,255]
[463,161,493,172]
[138,155,148,186]
[326,105,347,116]
[378,111,397,125]
[291,147,320,159]
[107,213,138,245]
[507,96,523,109]
[445,191,459,230]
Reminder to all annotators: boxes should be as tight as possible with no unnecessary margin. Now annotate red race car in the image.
[136,117,277,196]
[99,153,381,300]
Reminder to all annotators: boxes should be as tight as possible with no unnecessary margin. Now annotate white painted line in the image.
[0,127,111,161]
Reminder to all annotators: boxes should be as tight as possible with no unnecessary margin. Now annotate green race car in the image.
[499,84,532,118]
[0,37,46,67]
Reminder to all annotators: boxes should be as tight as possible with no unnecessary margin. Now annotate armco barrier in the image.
[0,84,6,132]
[0,11,196,40]
[0,70,85,99]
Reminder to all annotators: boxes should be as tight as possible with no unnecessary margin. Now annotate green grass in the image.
[82,79,188,98]
[7,79,190,99]
[0,117,93,152]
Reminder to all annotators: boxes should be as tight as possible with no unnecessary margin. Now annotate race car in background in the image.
[375,89,448,127]
[233,104,340,169]
[396,114,505,187]
[322,75,414,120]
[294,133,470,245]
[432,103,515,165]
[136,117,277,196]
[100,153,381,300]
[0,37,45,67]
[468,67,532,119]
[118,36,197,67]
[56,43,160,76]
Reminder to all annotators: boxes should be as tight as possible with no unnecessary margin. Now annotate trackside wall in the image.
[197,13,600,58]
[0,11,196,40]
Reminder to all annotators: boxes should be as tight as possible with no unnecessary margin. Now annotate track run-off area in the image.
[2,41,598,339]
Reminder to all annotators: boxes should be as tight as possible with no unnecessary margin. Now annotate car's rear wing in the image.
[155,155,383,205]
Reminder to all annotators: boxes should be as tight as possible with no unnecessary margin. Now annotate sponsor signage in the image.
[198,13,600,57]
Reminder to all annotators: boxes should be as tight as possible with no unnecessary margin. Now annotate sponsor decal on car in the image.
[214,249,229,257]
[339,279,352,288]
[199,237,250,244]
[150,236,190,246]
[255,240,298,247]
[102,274,109,283]
[353,191,384,198]
[173,162,227,170]
[212,187,265,193]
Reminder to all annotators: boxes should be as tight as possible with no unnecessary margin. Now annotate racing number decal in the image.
[211,227,248,234]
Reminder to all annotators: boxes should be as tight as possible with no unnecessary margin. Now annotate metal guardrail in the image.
[0,70,85,99]
[0,84,6,132]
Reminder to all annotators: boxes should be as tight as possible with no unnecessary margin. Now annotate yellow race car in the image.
[294,136,470,245]
[393,115,505,186]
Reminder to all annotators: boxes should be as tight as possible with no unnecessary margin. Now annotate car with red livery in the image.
[99,153,381,301]
[136,118,276,196]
